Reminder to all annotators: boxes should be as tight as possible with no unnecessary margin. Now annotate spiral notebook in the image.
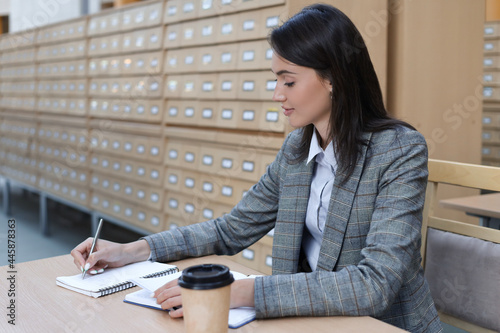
[56,261,178,298]
[124,270,257,329]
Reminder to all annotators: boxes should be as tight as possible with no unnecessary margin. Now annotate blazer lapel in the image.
[272,158,314,274]
[316,132,373,271]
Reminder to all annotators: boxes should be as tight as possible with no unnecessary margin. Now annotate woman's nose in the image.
[272,87,285,102]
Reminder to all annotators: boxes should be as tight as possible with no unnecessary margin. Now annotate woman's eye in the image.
[284,82,295,87]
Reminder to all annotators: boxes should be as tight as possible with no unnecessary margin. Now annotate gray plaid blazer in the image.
[144,126,442,333]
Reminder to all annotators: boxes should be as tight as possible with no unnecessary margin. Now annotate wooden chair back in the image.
[422,159,500,333]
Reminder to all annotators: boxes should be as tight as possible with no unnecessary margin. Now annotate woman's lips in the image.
[282,107,294,117]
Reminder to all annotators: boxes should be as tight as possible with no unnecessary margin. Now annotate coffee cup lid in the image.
[178,264,234,290]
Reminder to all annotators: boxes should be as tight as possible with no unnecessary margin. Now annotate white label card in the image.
[202,26,213,36]
[202,0,213,10]
[243,51,255,61]
[169,107,178,116]
[222,23,233,35]
[169,199,178,208]
[150,82,159,91]
[242,161,254,172]
[203,209,214,219]
[169,175,178,184]
[185,82,194,92]
[243,20,255,31]
[221,81,232,91]
[185,204,195,213]
[168,6,177,16]
[243,81,255,91]
[484,87,493,97]
[184,29,194,40]
[203,155,213,165]
[221,109,233,119]
[222,158,233,169]
[242,249,254,260]
[222,186,233,197]
[202,82,214,91]
[151,217,160,226]
[185,178,195,188]
[203,182,213,192]
[168,80,178,90]
[266,256,272,267]
[169,150,178,159]
[202,109,213,118]
[183,3,194,12]
[202,54,213,64]
[185,152,195,162]
[266,80,277,90]
[243,110,255,121]
[221,53,232,63]
[266,16,279,28]
[266,111,279,122]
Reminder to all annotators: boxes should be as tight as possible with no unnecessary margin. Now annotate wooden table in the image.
[0,254,406,332]
[440,192,500,229]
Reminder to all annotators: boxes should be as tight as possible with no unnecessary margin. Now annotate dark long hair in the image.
[269,4,413,179]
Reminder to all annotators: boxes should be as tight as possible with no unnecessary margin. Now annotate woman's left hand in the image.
[154,278,256,318]
[154,279,184,318]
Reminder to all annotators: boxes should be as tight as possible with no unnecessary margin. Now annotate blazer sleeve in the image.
[142,133,293,263]
[254,129,429,318]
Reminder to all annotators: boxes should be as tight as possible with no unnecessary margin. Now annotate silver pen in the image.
[82,218,104,279]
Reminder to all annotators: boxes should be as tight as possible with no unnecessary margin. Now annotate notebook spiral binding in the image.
[98,267,179,297]
[142,267,179,279]
[99,281,135,297]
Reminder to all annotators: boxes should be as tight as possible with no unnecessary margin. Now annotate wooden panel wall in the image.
[387,0,485,223]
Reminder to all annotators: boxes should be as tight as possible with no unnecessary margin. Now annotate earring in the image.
[329,91,333,99]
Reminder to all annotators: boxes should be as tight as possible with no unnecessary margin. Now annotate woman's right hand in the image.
[70,238,150,274]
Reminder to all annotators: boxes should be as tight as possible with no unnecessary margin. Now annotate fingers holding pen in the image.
[71,237,127,274]
[71,239,107,276]
[71,237,94,270]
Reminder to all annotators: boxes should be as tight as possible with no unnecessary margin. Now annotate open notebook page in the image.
[125,270,258,328]
[56,261,178,298]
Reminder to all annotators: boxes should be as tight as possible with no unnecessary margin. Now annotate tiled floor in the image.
[0,179,468,332]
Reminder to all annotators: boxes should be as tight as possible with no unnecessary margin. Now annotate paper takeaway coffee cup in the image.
[178,264,234,333]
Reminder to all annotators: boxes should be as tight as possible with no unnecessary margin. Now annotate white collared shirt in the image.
[302,129,337,271]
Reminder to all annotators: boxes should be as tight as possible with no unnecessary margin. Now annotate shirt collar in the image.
[307,129,324,165]
[307,129,337,173]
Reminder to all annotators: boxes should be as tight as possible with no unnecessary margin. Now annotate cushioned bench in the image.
[422,159,500,333]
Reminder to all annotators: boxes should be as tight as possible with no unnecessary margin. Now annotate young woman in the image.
[72,4,442,332]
